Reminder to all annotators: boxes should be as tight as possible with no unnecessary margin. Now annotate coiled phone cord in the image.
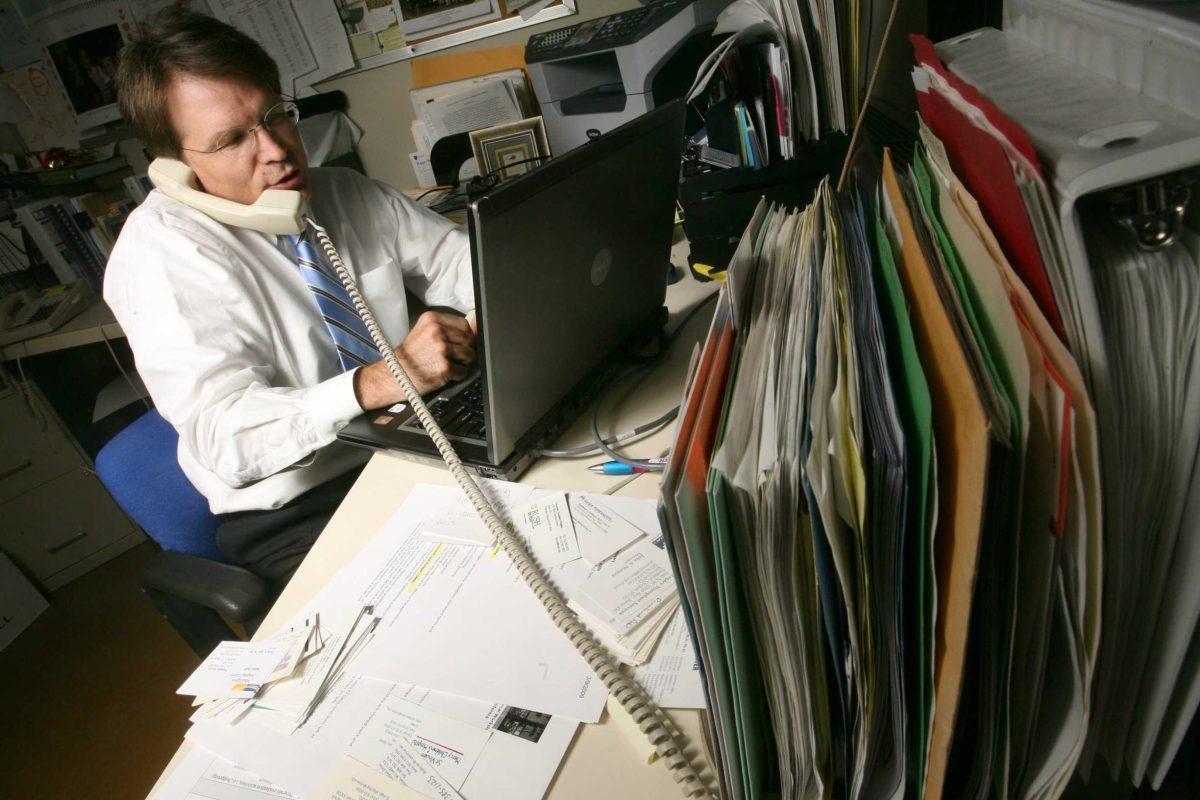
[308,219,713,799]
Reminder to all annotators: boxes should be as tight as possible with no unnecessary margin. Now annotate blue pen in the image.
[587,457,669,475]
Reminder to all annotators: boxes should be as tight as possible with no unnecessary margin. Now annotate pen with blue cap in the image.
[587,457,670,475]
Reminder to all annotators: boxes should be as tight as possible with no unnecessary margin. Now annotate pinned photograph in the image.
[46,25,123,113]
[33,3,134,130]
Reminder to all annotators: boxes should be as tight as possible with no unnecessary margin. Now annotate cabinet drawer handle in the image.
[0,458,33,482]
[46,528,88,554]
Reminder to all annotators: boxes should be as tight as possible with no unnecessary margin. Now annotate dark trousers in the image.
[215,466,364,586]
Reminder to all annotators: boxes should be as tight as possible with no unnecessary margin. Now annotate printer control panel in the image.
[526,0,692,63]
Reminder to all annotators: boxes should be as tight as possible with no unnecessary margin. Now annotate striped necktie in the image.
[288,233,381,372]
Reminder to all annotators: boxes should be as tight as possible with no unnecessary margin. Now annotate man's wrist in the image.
[353,364,380,411]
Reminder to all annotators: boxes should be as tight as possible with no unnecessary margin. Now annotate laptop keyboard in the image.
[407,378,487,442]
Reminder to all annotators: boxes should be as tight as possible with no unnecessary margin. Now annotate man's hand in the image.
[353,311,475,410]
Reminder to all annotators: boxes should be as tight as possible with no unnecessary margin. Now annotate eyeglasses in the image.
[181,99,301,157]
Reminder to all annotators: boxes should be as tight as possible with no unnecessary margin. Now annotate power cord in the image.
[535,404,678,458]
[584,290,721,472]
[308,217,714,799]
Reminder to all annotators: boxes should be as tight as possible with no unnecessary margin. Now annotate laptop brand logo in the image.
[590,248,612,286]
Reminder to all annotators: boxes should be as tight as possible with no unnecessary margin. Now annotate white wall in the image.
[316,0,638,190]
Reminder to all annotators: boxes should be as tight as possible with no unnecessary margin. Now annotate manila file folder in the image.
[880,149,992,800]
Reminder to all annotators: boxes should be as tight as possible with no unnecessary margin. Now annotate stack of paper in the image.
[182,604,378,731]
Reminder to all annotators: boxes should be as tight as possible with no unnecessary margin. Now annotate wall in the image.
[870,0,927,125]
[317,0,638,190]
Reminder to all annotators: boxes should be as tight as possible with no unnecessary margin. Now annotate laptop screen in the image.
[468,102,686,463]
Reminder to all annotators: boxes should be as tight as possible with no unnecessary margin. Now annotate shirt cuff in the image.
[302,368,365,442]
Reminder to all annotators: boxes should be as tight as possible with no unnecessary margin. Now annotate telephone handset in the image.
[147,158,306,236]
[147,157,710,797]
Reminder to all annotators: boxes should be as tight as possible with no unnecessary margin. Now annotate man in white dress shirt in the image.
[105,9,475,574]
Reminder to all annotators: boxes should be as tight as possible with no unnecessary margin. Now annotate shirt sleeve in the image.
[104,213,364,490]
[377,181,475,312]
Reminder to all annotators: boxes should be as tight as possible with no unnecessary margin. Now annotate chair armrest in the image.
[140,552,274,623]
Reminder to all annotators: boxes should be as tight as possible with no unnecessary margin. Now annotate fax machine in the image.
[525,0,728,155]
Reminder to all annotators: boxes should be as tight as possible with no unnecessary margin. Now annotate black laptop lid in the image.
[469,101,686,463]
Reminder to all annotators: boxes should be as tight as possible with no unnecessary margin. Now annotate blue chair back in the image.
[96,409,224,561]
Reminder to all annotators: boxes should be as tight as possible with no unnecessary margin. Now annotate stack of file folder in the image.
[660,95,1102,800]
[684,0,893,167]
[664,8,1200,796]
[678,0,894,275]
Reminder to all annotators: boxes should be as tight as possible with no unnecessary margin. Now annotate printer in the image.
[525,0,728,155]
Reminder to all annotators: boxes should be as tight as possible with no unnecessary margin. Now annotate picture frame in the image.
[469,116,551,184]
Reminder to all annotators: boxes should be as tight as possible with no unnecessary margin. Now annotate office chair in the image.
[96,409,274,656]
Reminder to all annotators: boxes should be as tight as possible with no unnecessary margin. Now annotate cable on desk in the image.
[309,217,714,799]
[585,290,721,471]
[535,404,677,458]
[413,185,452,204]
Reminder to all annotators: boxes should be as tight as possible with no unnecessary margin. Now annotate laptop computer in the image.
[337,100,686,480]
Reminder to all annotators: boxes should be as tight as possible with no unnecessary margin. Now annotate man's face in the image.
[166,74,309,206]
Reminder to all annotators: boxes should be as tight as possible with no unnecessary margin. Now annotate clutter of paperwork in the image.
[331,484,607,722]
[162,477,703,799]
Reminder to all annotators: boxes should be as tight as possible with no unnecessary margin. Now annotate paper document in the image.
[558,537,676,636]
[315,757,424,800]
[513,492,581,568]
[320,484,607,721]
[411,485,676,664]
[188,673,578,800]
[415,481,535,546]
[148,746,296,800]
[290,0,355,94]
[178,636,306,699]
[569,493,649,566]
[210,1,315,96]
[416,79,522,142]
[389,682,554,744]
[634,607,707,709]
[345,695,484,800]
[247,604,378,729]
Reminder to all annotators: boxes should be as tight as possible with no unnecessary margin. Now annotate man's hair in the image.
[116,8,281,158]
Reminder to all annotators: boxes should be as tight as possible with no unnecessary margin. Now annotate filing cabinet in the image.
[0,381,142,591]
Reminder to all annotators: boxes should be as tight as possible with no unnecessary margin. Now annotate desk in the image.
[0,297,125,361]
[151,245,722,799]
